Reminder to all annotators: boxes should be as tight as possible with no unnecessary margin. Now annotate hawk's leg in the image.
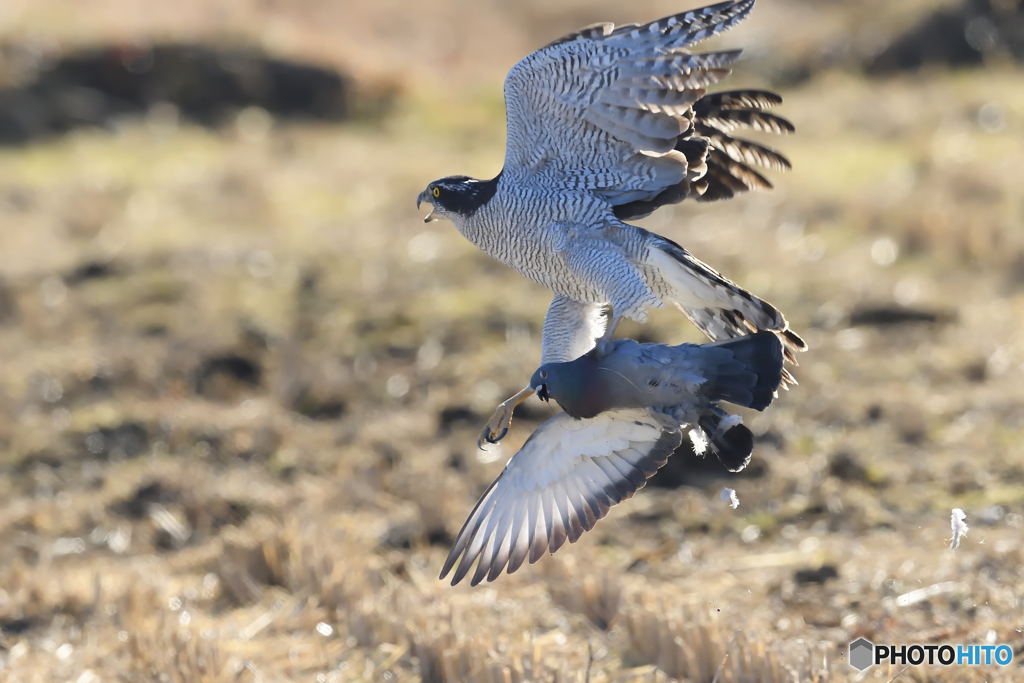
[478,385,535,448]
[559,235,657,358]
[593,314,623,357]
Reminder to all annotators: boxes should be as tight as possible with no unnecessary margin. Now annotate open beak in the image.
[534,384,549,402]
[416,190,437,223]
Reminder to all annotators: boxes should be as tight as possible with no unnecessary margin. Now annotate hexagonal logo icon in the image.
[849,638,875,671]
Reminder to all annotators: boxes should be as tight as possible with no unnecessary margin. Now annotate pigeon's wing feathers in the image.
[593,333,782,412]
[701,331,784,410]
[696,331,782,409]
[440,410,681,586]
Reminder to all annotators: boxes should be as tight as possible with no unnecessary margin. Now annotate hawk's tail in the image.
[645,233,806,385]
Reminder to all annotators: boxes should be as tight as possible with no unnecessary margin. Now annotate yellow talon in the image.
[477,386,536,449]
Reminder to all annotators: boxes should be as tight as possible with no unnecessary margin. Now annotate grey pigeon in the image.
[530,330,783,472]
[440,332,783,586]
[415,0,805,445]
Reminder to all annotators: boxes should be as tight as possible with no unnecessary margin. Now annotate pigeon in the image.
[440,332,783,586]
[531,330,783,471]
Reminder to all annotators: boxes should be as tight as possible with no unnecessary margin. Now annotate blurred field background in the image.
[1,0,1024,680]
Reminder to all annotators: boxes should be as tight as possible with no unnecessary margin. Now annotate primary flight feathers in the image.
[440,409,680,587]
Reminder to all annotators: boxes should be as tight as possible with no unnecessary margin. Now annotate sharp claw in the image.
[478,424,508,449]
[477,387,533,449]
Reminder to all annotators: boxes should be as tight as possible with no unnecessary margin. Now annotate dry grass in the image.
[1,0,1024,681]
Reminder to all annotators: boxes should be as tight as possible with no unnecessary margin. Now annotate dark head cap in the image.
[417,174,500,222]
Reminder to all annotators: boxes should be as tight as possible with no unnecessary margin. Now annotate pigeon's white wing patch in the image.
[441,409,681,586]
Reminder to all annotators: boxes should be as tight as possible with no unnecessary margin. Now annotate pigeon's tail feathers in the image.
[698,410,753,472]
[704,331,784,411]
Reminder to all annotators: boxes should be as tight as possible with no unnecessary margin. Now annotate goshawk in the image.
[416,0,805,444]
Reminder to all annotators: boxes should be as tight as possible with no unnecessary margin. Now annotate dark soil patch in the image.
[867,0,1024,74]
[0,42,380,145]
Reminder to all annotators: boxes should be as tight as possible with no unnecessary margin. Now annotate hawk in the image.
[416,0,805,445]
[441,332,785,586]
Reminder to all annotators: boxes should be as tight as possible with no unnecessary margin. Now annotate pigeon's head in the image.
[530,355,600,414]
[417,175,499,223]
[531,365,554,403]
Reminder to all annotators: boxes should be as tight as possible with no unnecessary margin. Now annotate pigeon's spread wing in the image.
[440,409,681,586]
[501,0,790,213]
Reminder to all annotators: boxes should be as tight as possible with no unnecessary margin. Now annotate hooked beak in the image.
[416,190,437,223]
[534,384,549,402]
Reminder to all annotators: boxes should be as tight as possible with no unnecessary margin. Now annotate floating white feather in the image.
[950,508,968,549]
[720,487,739,509]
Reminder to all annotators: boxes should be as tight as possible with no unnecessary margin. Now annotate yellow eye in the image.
[432,187,440,198]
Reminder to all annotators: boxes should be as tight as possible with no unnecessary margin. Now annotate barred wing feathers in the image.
[500,0,792,215]
[503,2,755,193]
[540,295,610,364]
[619,89,793,215]
[440,409,681,586]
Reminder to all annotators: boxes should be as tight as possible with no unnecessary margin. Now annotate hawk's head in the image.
[417,174,500,223]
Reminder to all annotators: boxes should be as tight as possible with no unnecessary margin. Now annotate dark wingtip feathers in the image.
[698,412,754,472]
[783,328,807,352]
[713,423,754,472]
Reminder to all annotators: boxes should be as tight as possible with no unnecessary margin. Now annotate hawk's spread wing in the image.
[440,409,681,586]
[501,0,791,214]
